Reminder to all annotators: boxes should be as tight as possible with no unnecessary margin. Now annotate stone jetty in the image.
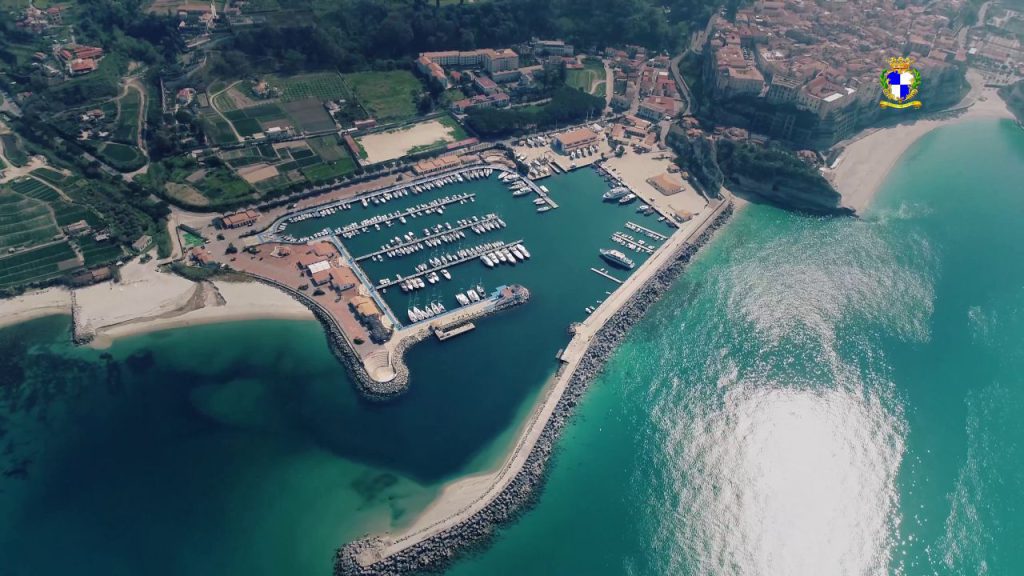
[335,202,735,575]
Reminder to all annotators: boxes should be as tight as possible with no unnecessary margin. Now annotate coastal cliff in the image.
[998,79,1024,124]
[670,127,849,215]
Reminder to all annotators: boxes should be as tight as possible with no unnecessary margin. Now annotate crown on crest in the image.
[888,56,914,72]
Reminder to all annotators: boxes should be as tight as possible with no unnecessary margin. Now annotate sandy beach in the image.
[0,288,72,329]
[828,73,1014,213]
[0,256,313,342]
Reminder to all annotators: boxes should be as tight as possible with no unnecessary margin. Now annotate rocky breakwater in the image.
[335,205,735,576]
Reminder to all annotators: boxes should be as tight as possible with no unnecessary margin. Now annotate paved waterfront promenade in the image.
[353,194,732,567]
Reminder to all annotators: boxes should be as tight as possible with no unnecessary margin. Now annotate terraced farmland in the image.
[0,190,60,251]
[0,240,78,289]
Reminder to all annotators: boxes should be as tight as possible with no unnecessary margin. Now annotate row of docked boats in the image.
[407,301,447,323]
[410,240,508,275]
[479,243,530,268]
[398,268,454,292]
[454,285,486,306]
[367,215,507,262]
[271,168,494,239]
[611,231,654,254]
[338,193,474,239]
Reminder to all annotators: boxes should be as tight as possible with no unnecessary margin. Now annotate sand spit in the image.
[336,201,735,576]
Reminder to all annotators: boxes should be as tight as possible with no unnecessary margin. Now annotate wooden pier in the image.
[354,214,502,262]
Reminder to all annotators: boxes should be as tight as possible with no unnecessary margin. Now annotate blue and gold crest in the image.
[879,56,922,109]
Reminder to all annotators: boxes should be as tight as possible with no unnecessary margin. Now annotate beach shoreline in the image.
[828,71,1013,214]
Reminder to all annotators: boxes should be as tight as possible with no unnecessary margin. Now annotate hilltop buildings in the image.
[702,0,967,144]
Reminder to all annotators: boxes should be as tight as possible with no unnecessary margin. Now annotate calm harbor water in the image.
[2,119,1023,575]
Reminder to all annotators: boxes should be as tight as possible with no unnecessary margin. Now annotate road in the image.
[670,52,695,116]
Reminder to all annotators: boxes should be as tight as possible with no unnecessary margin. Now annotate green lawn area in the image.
[0,240,78,289]
[566,57,607,95]
[271,72,352,103]
[224,104,288,136]
[342,70,423,120]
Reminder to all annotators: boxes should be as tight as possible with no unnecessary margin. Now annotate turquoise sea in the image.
[2,118,1023,575]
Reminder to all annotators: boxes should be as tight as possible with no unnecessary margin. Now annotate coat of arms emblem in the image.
[879,56,922,109]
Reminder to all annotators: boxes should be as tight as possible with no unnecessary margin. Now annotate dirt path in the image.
[209,80,244,143]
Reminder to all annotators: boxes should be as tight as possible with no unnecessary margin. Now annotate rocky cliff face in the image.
[999,80,1024,123]
[727,173,852,215]
[667,127,724,195]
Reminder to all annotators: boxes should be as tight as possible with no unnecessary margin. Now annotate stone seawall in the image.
[335,204,735,576]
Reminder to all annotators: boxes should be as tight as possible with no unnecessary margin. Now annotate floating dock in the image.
[625,221,667,241]
[434,322,476,341]
[590,267,623,284]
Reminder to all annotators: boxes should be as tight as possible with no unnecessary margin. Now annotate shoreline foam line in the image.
[336,196,735,575]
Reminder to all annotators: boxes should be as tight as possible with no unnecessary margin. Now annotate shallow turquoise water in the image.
[2,119,1022,575]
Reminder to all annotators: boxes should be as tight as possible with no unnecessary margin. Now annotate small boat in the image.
[481,254,494,267]
[441,269,452,280]
[456,293,470,306]
[618,193,637,205]
[518,244,531,259]
[533,198,547,205]
[537,206,553,213]
[467,289,480,302]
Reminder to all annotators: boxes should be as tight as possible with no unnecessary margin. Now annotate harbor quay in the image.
[336,196,735,575]
[211,148,683,401]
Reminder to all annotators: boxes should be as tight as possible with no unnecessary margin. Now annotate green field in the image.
[98,142,146,171]
[75,236,123,267]
[31,167,74,186]
[0,240,78,289]
[202,114,238,145]
[114,89,141,143]
[566,58,606,94]
[300,157,356,183]
[271,72,352,103]
[308,135,348,162]
[224,104,288,136]
[342,70,423,120]
[0,133,29,167]
[191,167,255,204]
